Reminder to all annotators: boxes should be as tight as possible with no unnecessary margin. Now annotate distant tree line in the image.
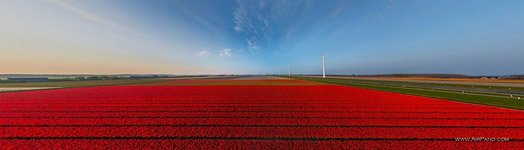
[0,75,171,83]
[500,75,524,80]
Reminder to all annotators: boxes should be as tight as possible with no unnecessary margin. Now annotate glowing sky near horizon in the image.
[1,0,523,75]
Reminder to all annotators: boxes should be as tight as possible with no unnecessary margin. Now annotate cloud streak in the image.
[46,0,131,32]
[218,48,232,57]
[232,0,276,53]
[195,50,211,57]
[233,0,246,33]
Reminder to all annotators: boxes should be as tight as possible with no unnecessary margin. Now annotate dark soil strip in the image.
[1,124,523,128]
[1,116,523,120]
[1,136,523,141]
[0,110,517,113]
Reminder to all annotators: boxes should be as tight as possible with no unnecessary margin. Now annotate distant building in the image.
[7,78,49,82]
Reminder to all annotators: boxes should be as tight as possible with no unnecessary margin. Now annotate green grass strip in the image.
[295,77,524,110]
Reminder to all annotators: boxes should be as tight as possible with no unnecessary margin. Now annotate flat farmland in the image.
[0,77,523,149]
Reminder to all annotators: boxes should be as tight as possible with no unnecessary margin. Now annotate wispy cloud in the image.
[246,38,259,50]
[195,50,211,57]
[218,48,232,57]
[329,1,351,19]
[46,0,131,32]
[364,0,401,21]
[170,0,227,38]
[233,0,246,33]
[233,0,279,53]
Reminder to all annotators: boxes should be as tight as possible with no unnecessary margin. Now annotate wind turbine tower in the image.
[321,55,327,78]
[288,65,291,77]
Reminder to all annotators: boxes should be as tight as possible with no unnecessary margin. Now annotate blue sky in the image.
[1,0,523,75]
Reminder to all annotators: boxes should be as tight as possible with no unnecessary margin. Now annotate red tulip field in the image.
[0,79,523,149]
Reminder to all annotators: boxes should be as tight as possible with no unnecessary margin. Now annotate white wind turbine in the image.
[288,65,291,77]
[321,55,327,78]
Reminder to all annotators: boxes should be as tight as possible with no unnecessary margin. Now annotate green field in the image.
[296,77,524,110]
[0,78,165,88]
